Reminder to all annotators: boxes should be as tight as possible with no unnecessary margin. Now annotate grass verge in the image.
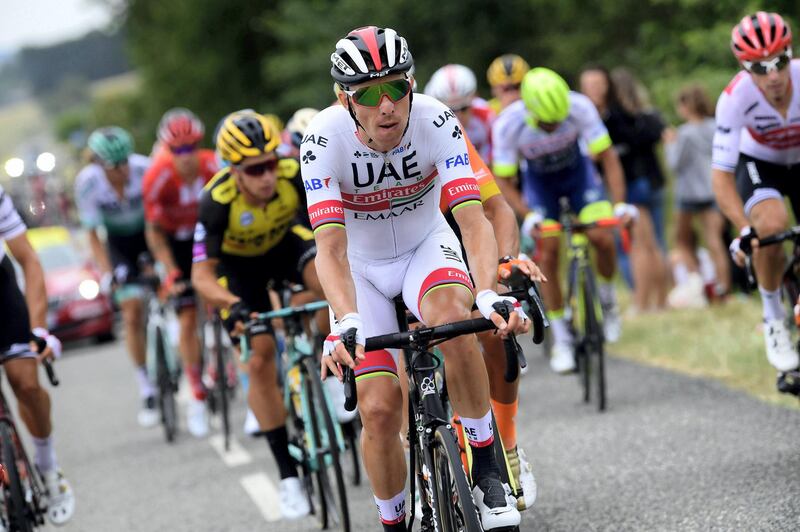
[614,295,799,409]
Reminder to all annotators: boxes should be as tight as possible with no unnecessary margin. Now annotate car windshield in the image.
[36,244,84,272]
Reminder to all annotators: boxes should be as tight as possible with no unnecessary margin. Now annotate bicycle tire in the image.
[582,270,606,412]
[429,425,482,532]
[214,317,231,451]
[155,326,178,443]
[304,357,351,531]
[342,418,361,486]
[1,423,33,532]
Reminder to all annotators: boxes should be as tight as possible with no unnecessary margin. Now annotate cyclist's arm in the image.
[314,227,358,318]
[191,258,238,309]
[6,232,47,329]
[483,194,519,257]
[453,203,499,293]
[87,228,112,274]
[596,146,626,205]
[494,177,529,219]
[712,168,749,231]
[144,223,179,274]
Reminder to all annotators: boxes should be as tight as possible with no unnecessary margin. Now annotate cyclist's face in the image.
[579,70,608,109]
[103,161,129,184]
[340,74,412,152]
[172,148,200,179]
[748,51,792,103]
[234,153,279,203]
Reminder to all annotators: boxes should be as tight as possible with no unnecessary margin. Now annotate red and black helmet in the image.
[330,26,414,88]
[157,107,205,147]
[731,12,793,62]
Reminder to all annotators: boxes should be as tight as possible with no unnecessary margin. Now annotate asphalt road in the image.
[17,335,800,531]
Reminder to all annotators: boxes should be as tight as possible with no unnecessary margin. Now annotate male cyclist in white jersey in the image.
[714,11,800,373]
[303,26,528,531]
[0,185,75,525]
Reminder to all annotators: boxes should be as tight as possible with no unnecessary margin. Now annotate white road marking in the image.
[240,472,282,522]
[208,433,253,467]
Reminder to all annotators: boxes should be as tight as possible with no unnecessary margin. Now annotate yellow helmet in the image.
[215,110,281,165]
[487,54,530,87]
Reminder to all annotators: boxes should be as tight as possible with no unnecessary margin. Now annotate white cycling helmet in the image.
[287,108,320,147]
[424,64,477,110]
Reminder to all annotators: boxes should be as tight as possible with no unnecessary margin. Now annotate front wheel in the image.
[582,270,606,412]
[428,425,482,532]
[155,326,178,442]
[304,358,350,531]
[1,423,34,532]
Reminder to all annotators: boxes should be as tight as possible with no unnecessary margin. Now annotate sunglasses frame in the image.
[170,143,198,155]
[343,77,412,108]
[744,49,793,75]
[236,157,279,177]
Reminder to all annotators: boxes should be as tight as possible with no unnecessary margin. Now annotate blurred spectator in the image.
[663,84,730,305]
[580,65,670,311]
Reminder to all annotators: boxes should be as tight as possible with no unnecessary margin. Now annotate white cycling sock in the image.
[759,286,785,322]
[374,490,406,527]
[549,317,572,346]
[598,279,617,308]
[135,366,155,399]
[33,436,57,474]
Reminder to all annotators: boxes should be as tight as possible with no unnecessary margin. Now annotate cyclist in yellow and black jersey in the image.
[191,110,325,520]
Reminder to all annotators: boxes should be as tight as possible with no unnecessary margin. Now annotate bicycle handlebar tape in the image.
[341,328,358,412]
[493,301,521,383]
[30,335,59,386]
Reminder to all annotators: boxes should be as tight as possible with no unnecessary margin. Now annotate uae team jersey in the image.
[712,60,800,171]
[491,92,612,179]
[301,94,482,261]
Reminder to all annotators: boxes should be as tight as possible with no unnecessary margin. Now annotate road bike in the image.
[242,300,351,531]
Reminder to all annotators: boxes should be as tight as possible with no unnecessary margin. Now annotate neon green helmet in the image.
[520,67,571,124]
[87,126,134,165]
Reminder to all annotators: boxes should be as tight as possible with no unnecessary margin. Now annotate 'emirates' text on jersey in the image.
[713,60,800,171]
[300,94,481,260]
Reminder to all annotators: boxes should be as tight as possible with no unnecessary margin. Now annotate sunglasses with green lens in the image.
[345,79,412,107]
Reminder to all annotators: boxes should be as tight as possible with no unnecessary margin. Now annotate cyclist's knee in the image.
[8,373,44,403]
[359,379,402,436]
[420,288,472,327]
[752,216,788,239]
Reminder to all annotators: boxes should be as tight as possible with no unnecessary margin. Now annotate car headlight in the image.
[78,279,100,300]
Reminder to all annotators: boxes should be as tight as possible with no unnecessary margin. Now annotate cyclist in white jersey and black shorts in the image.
[303,26,529,531]
[0,185,75,524]
[713,11,800,373]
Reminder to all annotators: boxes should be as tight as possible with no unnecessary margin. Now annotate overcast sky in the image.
[0,0,112,52]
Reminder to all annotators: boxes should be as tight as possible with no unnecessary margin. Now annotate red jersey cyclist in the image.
[142,108,219,437]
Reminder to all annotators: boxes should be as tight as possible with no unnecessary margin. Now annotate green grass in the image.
[614,295,799,409]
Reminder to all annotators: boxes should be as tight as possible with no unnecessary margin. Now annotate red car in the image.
[27,227,115,343]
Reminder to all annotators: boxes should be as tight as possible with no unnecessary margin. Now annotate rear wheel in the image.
[155,326,178,442]
[429,425,482,532]
[213,316,231,450]
[1,423,33,532]
[305,357,350,531]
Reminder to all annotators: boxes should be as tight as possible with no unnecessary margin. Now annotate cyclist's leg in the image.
[345,265,406,529]
[737,156,797,371]
[405,224,519,526]
[117,289,155,410]
[698,206,730,296]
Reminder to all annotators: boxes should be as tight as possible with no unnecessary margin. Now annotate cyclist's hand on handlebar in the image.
[31,327,62,362]
[729,225,758,267]
[476,290,530,338]
[321,314,366,381]
[521,211,544,239]
[162,269,185,296]
[224,300,251,338]
[613,202,639,225]
[498,255,547,283]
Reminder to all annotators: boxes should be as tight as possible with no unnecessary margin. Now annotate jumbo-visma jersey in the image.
[193,158,303,261]
[300,94,482,261]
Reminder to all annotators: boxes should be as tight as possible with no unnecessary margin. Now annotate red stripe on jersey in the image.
[746,124,800,149]
[308,199,345,229]
[724,71,748,95]
[340,172,437,211]
[442,177,481,209]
